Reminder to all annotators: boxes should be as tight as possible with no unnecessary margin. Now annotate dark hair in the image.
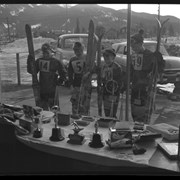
[102,48,116,57]
[73,42,83,49]
[41,43,54,53]
[139,29,144,35]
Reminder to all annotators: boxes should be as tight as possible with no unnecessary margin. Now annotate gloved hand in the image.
[153,51,165,74]
[82,72,90,82]
[56,77,64,86]
[27,54,33,74]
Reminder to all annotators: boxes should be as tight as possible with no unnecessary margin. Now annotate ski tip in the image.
[25,24,31,29]
[154,17,161,28]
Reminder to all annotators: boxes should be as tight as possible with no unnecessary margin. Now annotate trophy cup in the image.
[89,120,104,148]
[33,115,43,138]
[67,122,85,145]
[49,105,64,141]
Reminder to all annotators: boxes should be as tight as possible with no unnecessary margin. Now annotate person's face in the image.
[103,53,115,65]
[131,41,143,53]
[43,49,52,58]
[73,47,83,57]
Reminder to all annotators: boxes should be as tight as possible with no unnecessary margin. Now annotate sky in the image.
[97,4,180,19]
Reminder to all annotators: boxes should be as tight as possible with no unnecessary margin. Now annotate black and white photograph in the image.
[0,3,180,176]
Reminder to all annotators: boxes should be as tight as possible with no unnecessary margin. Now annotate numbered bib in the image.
[72,60,84,74]
[132,54,143,71]
[39,60,50,72]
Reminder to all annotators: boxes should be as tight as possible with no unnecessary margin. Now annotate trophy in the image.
[49,105,64,141]
[33,115,43,138]
[89,120,104,148]
[67,122,85,145]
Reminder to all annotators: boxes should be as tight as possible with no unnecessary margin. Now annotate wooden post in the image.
[0,68,2,102]
[125,4,131,121]
[16,53,21,85]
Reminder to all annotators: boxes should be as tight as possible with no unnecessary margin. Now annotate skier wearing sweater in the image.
[130,32,165,123]
[101,48,125,118]
[27,43,67,110]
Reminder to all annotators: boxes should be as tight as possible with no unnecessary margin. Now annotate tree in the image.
[74,18,80,33]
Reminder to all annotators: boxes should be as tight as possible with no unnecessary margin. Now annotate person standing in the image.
[27,43,67,110]
[68,42,86,116]
[130,32,165,123]
[101,48,125,118]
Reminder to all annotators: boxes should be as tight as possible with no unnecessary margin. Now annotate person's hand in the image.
[153,51,165,74]
[154,51,163,60]
[27,54,33,62]
[27,54,33,74]
[82,72,90,82]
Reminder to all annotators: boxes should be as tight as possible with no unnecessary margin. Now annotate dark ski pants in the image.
[131,87,153,123]
[40,92,55,111]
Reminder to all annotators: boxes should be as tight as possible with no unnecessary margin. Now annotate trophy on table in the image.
[67,121,85,145]
[89,120,104,148]
[49,105,64,141]
[33,115,43,138]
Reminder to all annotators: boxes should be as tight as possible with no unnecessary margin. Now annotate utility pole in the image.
[66,4,68,33]
[158,4,160,21]
[125,4,131,121]
[6,17,11,42]
[157,4,161,42]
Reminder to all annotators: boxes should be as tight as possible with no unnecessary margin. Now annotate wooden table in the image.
[15,116,180,174]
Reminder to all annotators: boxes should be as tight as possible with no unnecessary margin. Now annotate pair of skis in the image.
[96,24,105,116]
[79,20,105,116]
[25,24,40,107]
[147,17,169,124]
[79,20,97,115]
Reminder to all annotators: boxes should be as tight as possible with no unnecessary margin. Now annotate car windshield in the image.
[63,37,88,50]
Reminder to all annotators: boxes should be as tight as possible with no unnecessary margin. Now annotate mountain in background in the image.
[0,4,180,40]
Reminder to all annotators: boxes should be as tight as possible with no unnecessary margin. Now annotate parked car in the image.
[112,40,180,84]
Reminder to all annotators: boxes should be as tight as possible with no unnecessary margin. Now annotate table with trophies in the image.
[8,105,178,173]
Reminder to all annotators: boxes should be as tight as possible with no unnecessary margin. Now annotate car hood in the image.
[163,55,180,71]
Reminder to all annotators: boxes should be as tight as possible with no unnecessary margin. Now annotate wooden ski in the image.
[25,24,40,107]
[147,17,169,123]
[96,24,105,116]
[79,20,97,115]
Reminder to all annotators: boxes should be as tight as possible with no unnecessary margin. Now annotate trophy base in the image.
[67,133,85,145]
[33,128,43,138]
[49,127,64,141]
[89,133,104,148]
